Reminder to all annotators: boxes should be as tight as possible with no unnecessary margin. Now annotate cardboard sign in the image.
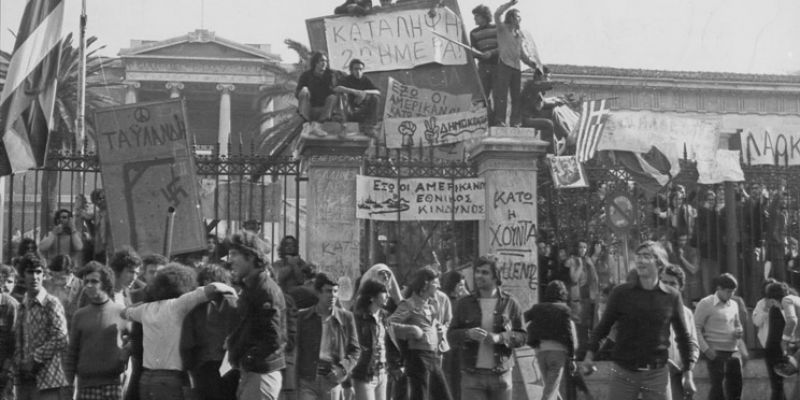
[323,6,467,72]
[384,77,474,119]
[356,175,485,221]
[94,99,205,255]
[384,108,489,148]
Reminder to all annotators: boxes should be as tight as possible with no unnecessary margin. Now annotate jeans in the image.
[298,376,342,400]
[140,370,187,400]
[405,350,452,400]
[477,62,496,102]
[237,370,282,400]
[460,370,512,400]
[706,351,742,400]
[608,362,671,400]
[536,350,567,400]
[353,371,387,400]
[492,63,521,126]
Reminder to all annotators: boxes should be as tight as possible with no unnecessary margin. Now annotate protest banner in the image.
[198,179,282,222]
[94,99,205,255]
[384,76,473,119]
[599,111,720,176]
[323,6,467,72]
[356,175,485,221]
[384,108,488,148]
[697,150,745,184]
[739,127,800,166]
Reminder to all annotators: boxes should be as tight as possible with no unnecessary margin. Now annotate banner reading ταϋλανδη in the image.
[324,7,467,72]
[356,175,485,221]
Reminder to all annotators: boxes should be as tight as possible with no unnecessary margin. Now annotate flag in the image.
[0,0,68,175]
[574,99,611,163]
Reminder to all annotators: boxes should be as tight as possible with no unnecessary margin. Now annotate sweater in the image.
[65,300,130,388]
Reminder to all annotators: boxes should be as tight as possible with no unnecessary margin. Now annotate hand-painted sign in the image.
[604,192,637,233]
[94,99,205,255]
[356,175,485,221]
[740,127,800,166]
[384,108,489,148]
[324,7,467,72]
[384,77,473,119]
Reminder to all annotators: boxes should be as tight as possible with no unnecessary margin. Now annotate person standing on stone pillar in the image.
[492,0,542,127]
[469,5,498,102]
[296,52,339,123]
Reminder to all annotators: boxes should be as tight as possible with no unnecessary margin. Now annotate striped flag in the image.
[574,99,611,163]
[0,0,68,175]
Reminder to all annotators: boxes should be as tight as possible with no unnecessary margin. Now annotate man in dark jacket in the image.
[226,231,287,400]
[448,256,526,400]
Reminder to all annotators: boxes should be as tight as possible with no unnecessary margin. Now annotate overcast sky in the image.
[1,0,798,74]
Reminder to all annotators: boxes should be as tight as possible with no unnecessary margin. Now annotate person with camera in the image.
[39,209,83,264]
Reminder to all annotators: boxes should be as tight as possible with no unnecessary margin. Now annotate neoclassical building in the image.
[114,29,294,156]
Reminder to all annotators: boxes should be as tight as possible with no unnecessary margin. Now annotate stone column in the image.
[469,129,549,400]
[216,84,235,156]
[165,81,184,99]
[123,81,140,104]
[298,134,370,304]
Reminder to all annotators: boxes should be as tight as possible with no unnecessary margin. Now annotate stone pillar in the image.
[298,134,370,304]
[165,81,184,99]
[216,84,235,156]
[123,81,140,104]
[258,86,275,133]
[469,129,549,400]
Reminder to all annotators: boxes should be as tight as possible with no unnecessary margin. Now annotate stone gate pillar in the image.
[469,129,550,400]
[298,133,370,303]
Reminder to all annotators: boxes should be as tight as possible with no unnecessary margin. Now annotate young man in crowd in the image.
[122,263,236,400]
[582,241,697,400]
[108,247,144,307]
[659,264,700,400]
[448,257,526,400]
[694,273,747,400]
[296,52,339,124]
[295,272,359,399]
[131,254,168,303]
[65,261,130,400]
[0,265,17,400]
[14,254,70,400]
[225,231,288,400]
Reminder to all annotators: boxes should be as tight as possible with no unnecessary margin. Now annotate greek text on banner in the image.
[384,108,489,148]
[740,127,800,166]
[384,76,473,119]
[356,175,486,221]
[323,7,467,72]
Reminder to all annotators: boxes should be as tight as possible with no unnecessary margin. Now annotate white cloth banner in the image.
[739,127,800,166]
[384,108,488,148]
[599,111,720,176]
[384,77,473,119]
[356,175,486,221]
[323,7,468,72]
[697,150,745,184]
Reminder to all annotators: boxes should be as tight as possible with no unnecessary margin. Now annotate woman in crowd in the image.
[352,279,398,400]
[524,280,577,400]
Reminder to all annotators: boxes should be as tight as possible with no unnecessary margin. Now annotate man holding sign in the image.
[493,0,543,127]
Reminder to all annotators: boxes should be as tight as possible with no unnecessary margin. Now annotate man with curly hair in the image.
[225,231,288,400]
[65,261,131,400]
[108,247,144,307]
[14,254,70,400]
[121,263,236,400]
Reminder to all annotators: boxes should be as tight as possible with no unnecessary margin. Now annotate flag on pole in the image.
[574,99,611,163]
[0,0,68,175]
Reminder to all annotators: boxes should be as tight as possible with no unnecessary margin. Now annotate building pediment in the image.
[119,29,280,62]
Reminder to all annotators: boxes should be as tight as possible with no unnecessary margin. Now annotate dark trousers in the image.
[477,62,496,103]
[765,352,786,400]
[347,95,379,125]
[406,350,452,400]
[492,63,521,126]
[190,360,226,400]
[706,351,742,400]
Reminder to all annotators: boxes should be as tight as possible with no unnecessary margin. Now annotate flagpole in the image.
[73,0,87,267]
[0,0,5,263]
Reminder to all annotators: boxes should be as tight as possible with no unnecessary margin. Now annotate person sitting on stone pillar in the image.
[296,52,339,123]
[334,59,381,133]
